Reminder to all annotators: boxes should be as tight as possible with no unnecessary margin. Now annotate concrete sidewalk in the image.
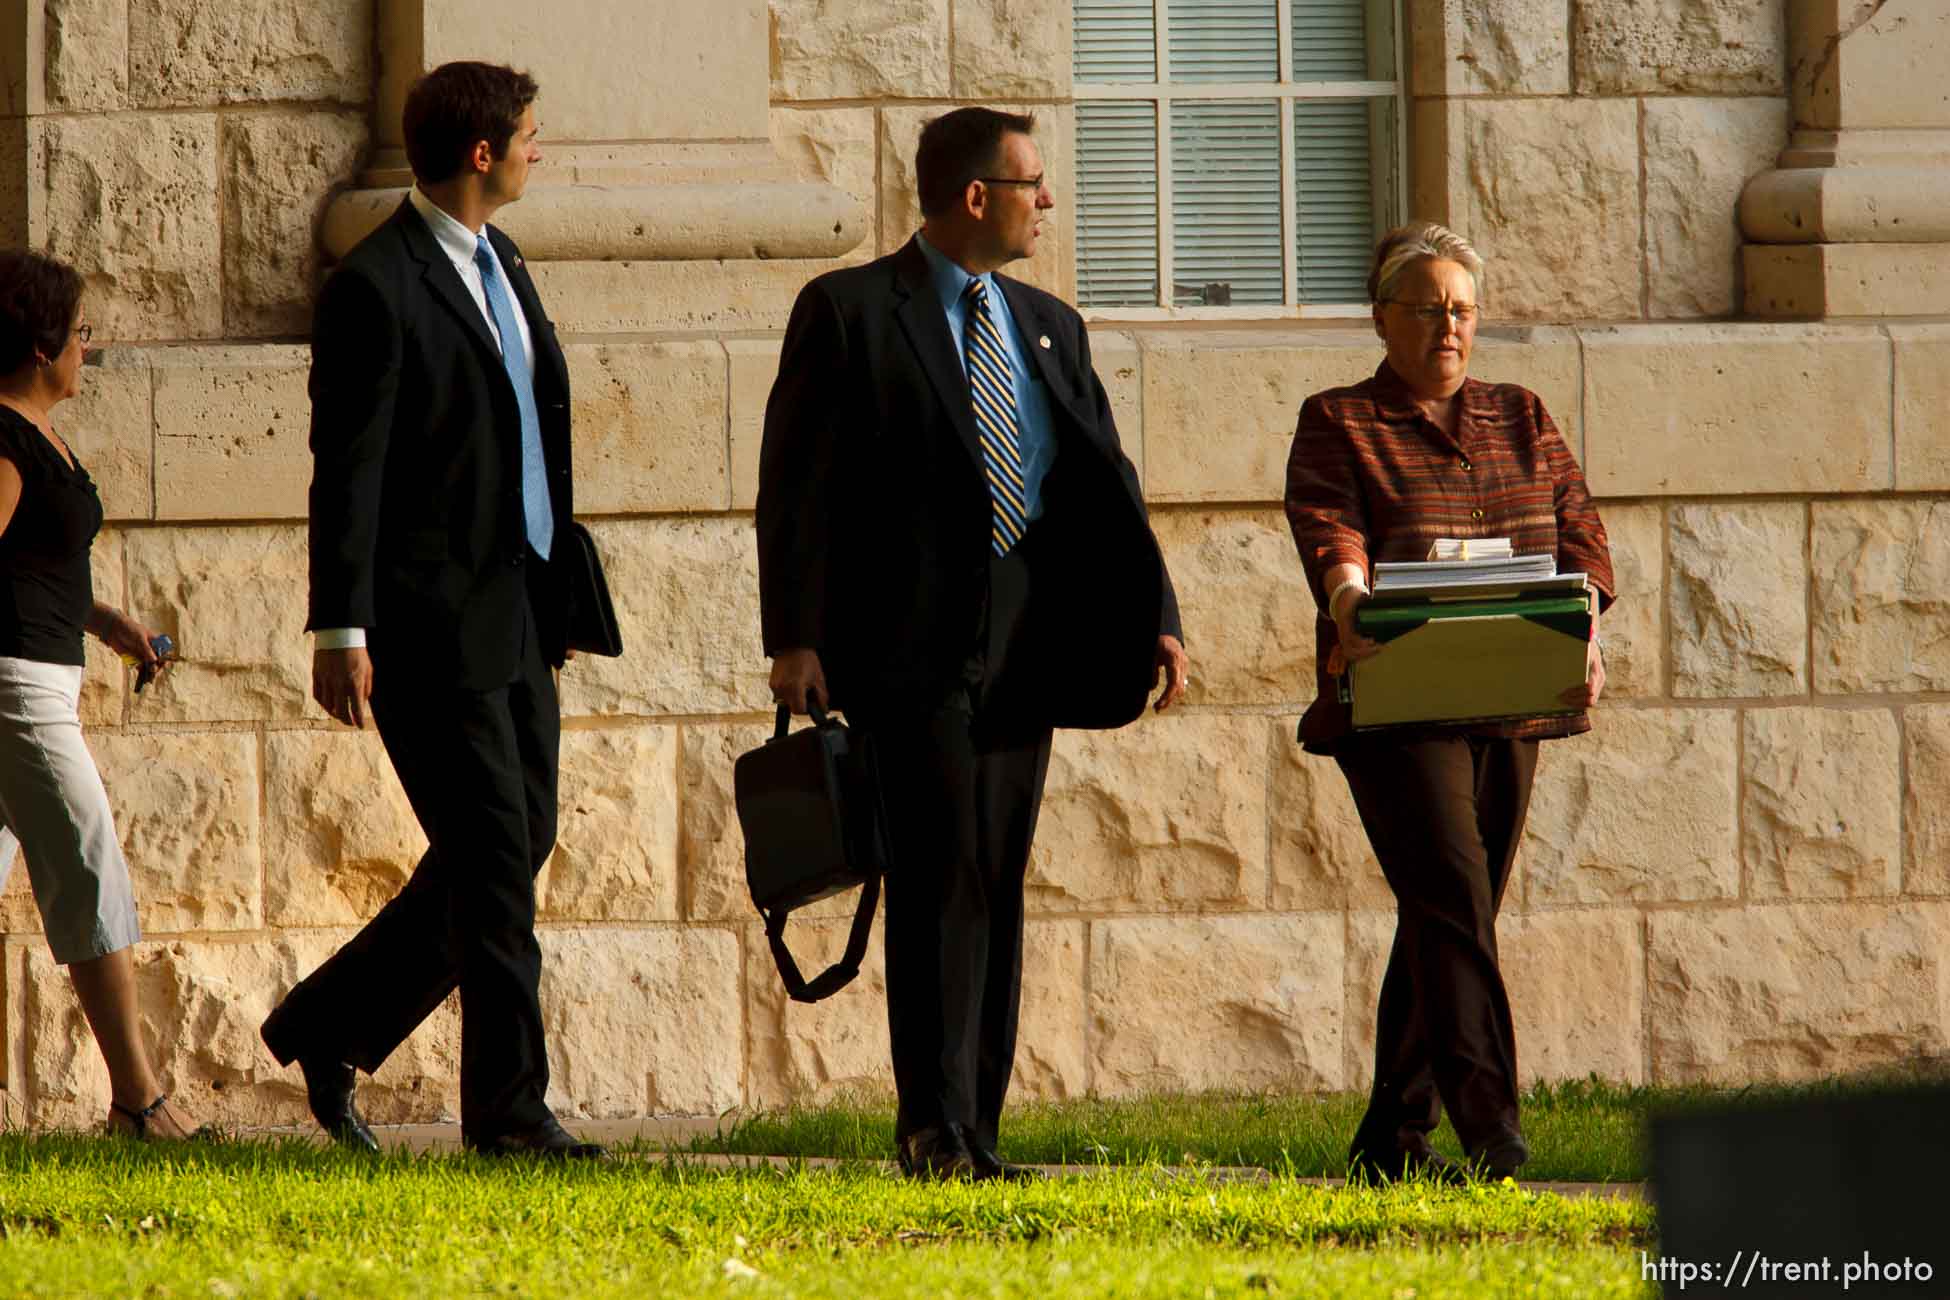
[247,1118,1645,1200]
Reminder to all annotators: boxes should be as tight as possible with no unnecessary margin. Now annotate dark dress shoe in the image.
[469,1117,611,1161]
[897,1123,978,1181]
[299,1057,381,1154]
[260,1002,377,1154]
[1473,1133,1531,1181]
[971,1144,1043,1183]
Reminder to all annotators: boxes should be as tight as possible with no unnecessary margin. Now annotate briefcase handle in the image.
[764,872,879,1004]
[772,700,838,740]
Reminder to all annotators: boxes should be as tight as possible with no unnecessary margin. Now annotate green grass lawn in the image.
[0,1135,1655,1298]
[15,1077,1930,1296]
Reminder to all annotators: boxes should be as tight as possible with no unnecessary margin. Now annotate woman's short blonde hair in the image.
[1367,221,1484,304]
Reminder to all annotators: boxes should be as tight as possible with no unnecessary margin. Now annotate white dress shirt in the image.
[315,188,537,652]
[407,185,535,365]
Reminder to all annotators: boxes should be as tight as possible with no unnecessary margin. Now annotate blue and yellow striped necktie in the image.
[963,278,1027,556]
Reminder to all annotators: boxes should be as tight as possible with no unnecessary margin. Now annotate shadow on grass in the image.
[681,1064,1950,1183]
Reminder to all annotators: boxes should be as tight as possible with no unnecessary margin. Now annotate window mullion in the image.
[1154,0,1172,309]
[1155,97,1174,311]
[1280,97,1298,309]
[1277,0,1296,308]
[1391,0,1408,225]
[1276,0,1293,82]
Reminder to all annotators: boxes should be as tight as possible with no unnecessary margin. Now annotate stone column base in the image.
[1744,243,1950,318]
[1742,165,1950,245]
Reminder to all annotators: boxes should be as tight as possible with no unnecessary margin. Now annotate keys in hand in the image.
[124,633,175,695]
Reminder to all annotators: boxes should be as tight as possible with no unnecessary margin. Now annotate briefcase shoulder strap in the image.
[763,871,879,1004]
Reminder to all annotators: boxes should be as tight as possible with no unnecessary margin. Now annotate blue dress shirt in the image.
[915,233,1057,524]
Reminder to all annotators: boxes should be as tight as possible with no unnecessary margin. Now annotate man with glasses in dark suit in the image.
[758,106,1188,1180]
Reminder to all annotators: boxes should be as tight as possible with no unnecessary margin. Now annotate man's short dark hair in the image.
[915,107,1038,218]
[402,61,540,185]
[0,250,83,375]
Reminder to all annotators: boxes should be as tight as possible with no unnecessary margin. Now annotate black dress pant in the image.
[264,595,559,1139]
[862,540,1054,1152]
[1335,733,1538,1160]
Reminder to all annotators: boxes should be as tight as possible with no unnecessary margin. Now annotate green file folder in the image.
[1349,591,1595,729]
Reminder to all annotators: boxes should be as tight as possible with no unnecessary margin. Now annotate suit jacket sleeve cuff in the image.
[313,627,368,650]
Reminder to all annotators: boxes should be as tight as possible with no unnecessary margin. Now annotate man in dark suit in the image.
[757,107,1188,1180]
[260,61,603,1159]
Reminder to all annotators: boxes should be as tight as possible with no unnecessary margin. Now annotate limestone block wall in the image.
[1412,0,1792,319]
[20,0,373,341]
[10,1,1797,340]
[766,0,1076,304]
[4,0,1949,1130]
[770,0,1798,322]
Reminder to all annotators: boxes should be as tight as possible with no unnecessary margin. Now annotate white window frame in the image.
[1074,0,1408,320]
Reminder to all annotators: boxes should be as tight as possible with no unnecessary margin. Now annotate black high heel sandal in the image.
[108,1093,219,1141]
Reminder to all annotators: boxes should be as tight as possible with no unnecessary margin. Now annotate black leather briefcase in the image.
[734,702,892,1003]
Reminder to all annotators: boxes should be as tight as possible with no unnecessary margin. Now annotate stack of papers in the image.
[1427,538,1512,561]
[1372,539,1582,602]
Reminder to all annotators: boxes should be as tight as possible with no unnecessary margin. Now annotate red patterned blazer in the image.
[1284,360,1615,753]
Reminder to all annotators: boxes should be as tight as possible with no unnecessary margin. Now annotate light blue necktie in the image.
[474,235,553,561]
[964,279,1027,556]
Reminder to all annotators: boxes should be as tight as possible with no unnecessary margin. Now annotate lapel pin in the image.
[513,256,523,268]
[1038,335,1051,349]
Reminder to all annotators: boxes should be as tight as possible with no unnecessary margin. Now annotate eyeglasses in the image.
[74,323,92,345]
[977,174,1046,190]
[1385,301,1479,325]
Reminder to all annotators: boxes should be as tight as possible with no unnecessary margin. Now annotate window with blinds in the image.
[1073,0,1402,315]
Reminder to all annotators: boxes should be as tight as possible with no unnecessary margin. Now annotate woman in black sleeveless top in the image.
[0,250,204,1140]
